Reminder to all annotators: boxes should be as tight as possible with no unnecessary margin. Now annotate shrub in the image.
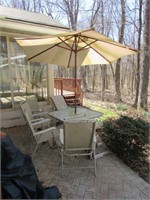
[101,116,149,181]
[144,111,150,117]
[116,104,128,111]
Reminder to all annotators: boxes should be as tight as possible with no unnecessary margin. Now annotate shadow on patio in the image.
[3,125,150,200]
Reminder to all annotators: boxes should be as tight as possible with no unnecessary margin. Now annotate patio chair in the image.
[20,101,49,122]
[20,101,53,132]
[24,108,57,157]
[59,120,97,177]
[50,95,68,111]
[26,95,53,114]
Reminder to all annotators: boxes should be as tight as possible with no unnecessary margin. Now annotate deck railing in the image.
[54,78,83,105]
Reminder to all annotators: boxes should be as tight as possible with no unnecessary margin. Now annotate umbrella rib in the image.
[57,44,73,51]
[28,42,63,61]
[77,38,96,52]
[67,38,76,68]
[58,36,79,68]
[80,35,137,52]
[27,36,75,61]
[58,36,76,52]
[58,34,88,52]
[79,37,112,64]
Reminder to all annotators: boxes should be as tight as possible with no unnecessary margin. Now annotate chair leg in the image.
[32,143,39,158]
[93,150,97,176]
[51,130,56,146]
[61,149,64,178]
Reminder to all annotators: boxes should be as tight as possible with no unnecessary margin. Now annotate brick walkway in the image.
[3,125,150,200]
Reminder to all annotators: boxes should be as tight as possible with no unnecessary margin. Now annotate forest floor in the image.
[83,89,150,112]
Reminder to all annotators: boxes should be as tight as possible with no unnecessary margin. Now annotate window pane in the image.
[10,38,47,104]
[27,62,48,101]
[9,38,27,105]
[0,36,12,109]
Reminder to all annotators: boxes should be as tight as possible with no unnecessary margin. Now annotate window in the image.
[0,36,48,110]
[0,36,12,109]
[25,61,48,101]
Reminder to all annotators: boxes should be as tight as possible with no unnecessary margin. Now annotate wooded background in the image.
[1,0,150,111]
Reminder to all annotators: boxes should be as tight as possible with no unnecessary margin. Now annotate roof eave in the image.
[0,18,70,36]
[5,17,69,30]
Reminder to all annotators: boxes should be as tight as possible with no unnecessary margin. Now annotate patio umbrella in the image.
[16,28,138,113]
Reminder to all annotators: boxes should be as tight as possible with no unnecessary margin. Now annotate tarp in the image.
[1,133,62,199]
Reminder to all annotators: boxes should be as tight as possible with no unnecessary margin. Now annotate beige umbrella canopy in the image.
[16,29,137,113]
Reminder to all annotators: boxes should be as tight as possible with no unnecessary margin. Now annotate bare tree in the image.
[139,0,150,110]
[80,66,88,92]
[115,0,126,102]
[89,0,101,28]
[100,65,107,101]
[61,0,79,30]
[133,0,143,108]
[88,0,102,93]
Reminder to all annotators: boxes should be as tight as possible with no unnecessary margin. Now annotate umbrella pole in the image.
[74,36,77,114]
[75,64,77,114]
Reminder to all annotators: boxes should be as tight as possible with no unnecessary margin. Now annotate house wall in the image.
[0,34,52,128]
[0,101,49,129]
[0,7,68,128]
[1,109,26,128]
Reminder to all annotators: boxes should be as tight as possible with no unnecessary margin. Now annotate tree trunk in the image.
[139,0,150,110]
[133,0,143,108]
[131,70,134,100]
[115,59,122,102]
[92,65,96,90]
[115,0,126,102]
[63,0,79,30]
[101,65,106,101]
[80,66,88,92]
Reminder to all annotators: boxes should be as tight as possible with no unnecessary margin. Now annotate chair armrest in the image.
[42,105,53,112]
[32,109,43,114]
[59,129,64,145]
[32,118,51,127]
[31,118,45,123]
[33,127,56,136]
[92,134,97,149]
[93,134,97,143]
[33,111,48,118]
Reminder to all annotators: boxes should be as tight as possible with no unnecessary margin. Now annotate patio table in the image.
[48,106,103,122]
[49,106,109,159]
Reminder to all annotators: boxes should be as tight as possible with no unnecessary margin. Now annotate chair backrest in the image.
[26,95,39,112]
[63,120,96,151]
[50,95,68,110]
[24,109,43,145]
[24,109,36,134]
[20,101,34,120]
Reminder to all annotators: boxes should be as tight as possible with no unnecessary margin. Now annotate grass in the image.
[144,111,150,117]
[116,104,128,111]
[83,100,119,122]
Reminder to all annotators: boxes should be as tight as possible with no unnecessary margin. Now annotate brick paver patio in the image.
[3,125,150,200]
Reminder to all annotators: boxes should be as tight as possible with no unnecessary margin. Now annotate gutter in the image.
[5,17,70,30]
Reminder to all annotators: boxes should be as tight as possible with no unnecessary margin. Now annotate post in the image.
[47,64,54,103]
